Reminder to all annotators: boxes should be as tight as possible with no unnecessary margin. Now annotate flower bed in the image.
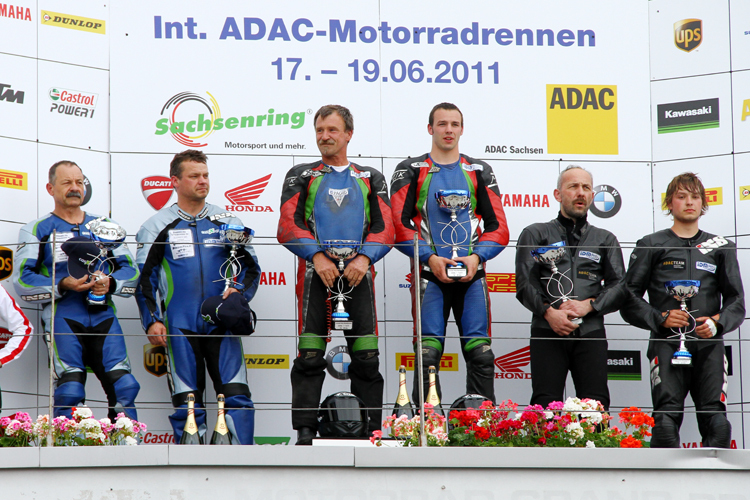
[372,398,654,448]
[0,406,146,447]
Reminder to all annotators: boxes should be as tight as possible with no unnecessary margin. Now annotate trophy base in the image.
[571,317,583,325]
[446,266,467,279]
[334,321,353,330]
[87,294,107,307]
[671,356,693,367]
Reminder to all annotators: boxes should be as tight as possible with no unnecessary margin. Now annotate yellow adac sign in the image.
[41,10,105,34]
[547,84,618,155]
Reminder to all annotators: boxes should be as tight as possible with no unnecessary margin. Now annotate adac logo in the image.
[0,4,31,21]
[49,87,98,119]
[494,345,531,380]
[739,185,750,201]
[674,19,702,52]
[225,174,274,213]
[741,99,750,122]
[0,169,27,190]
[590,185,622,219]
[326,345,351,380]
[546,84,618,155]
[154,91,307,148]
[141,176,174,210]
[486,273,515,293]
[41,10,105,34]
[244,354,289,369]
[259,272,287,286]
[396,353,459,371]
[144,344,167,377]
[501,193,550,208]
[0,246,12,281]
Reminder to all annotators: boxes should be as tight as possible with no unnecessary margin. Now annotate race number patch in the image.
[53,232,74,263]
[168,229,195,259]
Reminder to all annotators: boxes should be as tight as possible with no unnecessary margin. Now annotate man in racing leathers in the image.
[515,165,626,411]
[621,172,744,448]
[13,161,140,420]
[136,150,260,445]
[277,105,394,445]
[0,283,33,410]
[390,102,509,405]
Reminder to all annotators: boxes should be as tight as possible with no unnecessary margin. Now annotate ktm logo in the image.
[225,174,274,213]
[486,273,516,293]
[494,345,532,379]
[396,353,459,371]
[141,176,174,210]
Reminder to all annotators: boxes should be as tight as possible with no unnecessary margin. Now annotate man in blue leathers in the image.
[13,160,140,420]
[136,150,261,444]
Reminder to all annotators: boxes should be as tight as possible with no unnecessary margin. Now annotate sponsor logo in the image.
[412,162,430,168]
[141,176,174,210]
[696,236,729,255]
[396,353,459,371]
[657,98,719,134]
[399,272,412,289]
[121,286,136,294]
[501,193,550,208]
[144,344,167,377]
[486,273,516,293]
[350,171,370,179]
[0,327,11,348]
[224,174,273,213]
[589,185,621,218]
[254,437,291,445]
[696,261,717,274]
[661,187,722,207]
[209,212,232,221]
[0,246,12,281]
[462,163,483,172]
[0,4,31,21]
[674,19,702,52]
[244,354,289,369]
[607,350,641,381]
[484,145,544,154]
[682,440,737,449]
[547,84,618,155]
[0,83,24,104]
[154,91,306,148]
[328,188,349,207]
[660,259,685,270]
[41,10,105,34]
[259,272,287,286]
[578,251,601,263]
[494,346,531,380]
[740,185,750,201]
[0,169,27,190]
[741,100,750,121]
[142,432,175,444]
[49,87,97,119]
[21,292,51,301]
[326,345,351,380]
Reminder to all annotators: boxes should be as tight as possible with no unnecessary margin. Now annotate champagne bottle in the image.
[180,393,203,445]
[425,366,444,417]
[210,394,232,445]
[393,365,414,418]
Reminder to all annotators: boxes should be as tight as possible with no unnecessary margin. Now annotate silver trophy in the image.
[531,241,582,325]
[217,224,254,293]
[664,280,700,367]
[322,239,360,331]
[86,219,127,306]
[435,189,472,279]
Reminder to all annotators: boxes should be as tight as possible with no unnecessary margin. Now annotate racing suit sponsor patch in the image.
[578,250,601,263]
[328,188,349,207]
[696,261,717,273]
[168,229,195,259]
[697,236,729,254]
[660,259,685,270]
[578,270,599,281]
[53,232,74,263]
[350,171,370,179]
[650,356,661,389]
[412,162,430,168]
[462,163,484,171]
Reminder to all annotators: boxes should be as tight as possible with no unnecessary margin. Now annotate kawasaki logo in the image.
[607,350,641,381]
[225,174,274,213]
[657,98,719,134]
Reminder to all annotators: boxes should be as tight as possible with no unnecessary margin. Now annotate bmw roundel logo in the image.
[589,184,621,219]
[326,345,351,380]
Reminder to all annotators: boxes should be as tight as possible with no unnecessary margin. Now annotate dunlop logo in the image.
[244,354,289,369]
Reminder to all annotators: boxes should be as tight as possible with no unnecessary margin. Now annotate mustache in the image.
[66,191,82,198]
[318,139,336,146]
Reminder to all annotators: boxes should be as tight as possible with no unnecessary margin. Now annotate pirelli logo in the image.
[245,354,289,369]
[396,353,459,371]
[0,169,27,190]
[486,273,516,293]
[661,187,722,207]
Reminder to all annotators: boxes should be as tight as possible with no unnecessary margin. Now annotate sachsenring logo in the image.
[157,91,221,148]
[141,176,174,210]
[494,345,531,380]
[225,174,274,212]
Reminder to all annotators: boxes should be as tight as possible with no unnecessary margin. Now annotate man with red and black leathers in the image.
[390,103,509,404]
[277,105,394,445]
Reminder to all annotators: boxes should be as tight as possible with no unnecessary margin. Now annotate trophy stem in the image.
[223,246,238,293]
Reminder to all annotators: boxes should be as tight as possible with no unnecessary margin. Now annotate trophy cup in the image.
[530,241,582,325]
[321,239,360,331]
[217,224,254,293]
[75,219,127,306]
[664,280,700,367]
[435,189,471,279]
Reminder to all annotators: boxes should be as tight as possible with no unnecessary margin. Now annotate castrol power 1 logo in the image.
[396,353,459,371]
[49,87,98,119]
[141,176,174,210]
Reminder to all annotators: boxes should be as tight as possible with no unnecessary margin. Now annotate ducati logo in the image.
[494,345,532,380]
[225,174,274,212]
[141,176,174,211]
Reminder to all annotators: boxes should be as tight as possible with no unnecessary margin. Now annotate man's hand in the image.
[222,287,240,300]
[695,315,720,339]
[59,275,96,293]
[544,307,579,336]
[427,254,458,283]
[147,321,167,347]
[559,299,594,318]
[312,252,340,288]
[343,254,370,288]
[454,254,481,282]
[661,309,690,329]
[90,271,110,297]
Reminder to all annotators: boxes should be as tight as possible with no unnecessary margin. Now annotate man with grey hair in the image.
[515,165,626,410]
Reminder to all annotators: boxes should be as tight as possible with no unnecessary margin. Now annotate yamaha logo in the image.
[141,176,174,211]
[326,345,351,380]
[589,184,622,219]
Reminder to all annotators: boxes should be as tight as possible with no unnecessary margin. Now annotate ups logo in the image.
[674,19,702,52]
[0,247,12,281]
[144,344,167,377]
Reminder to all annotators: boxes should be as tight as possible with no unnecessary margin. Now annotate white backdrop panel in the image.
[0,53,37,142]
[732,70,750,155]
[0,0,36,58]
[730,0,750,71]
[734,152,750,236]
[37,0,109,70]
[0,137,37,224]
